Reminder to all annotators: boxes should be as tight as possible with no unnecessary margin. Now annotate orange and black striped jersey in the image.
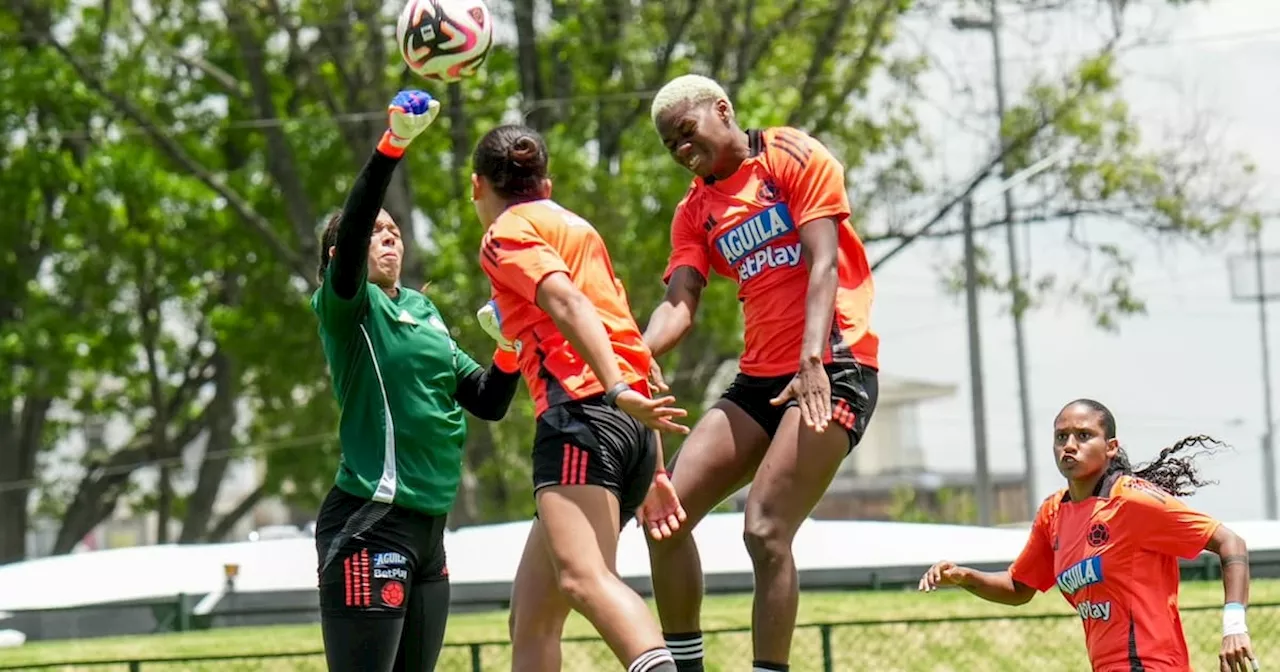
[1010,474,1221,671]
[663,127,878,376]
[479,199,651,417]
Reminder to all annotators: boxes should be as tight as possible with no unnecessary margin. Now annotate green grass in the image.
[1,580,1274,671]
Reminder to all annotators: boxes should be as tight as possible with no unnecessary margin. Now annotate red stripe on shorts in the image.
[833,399,857,431]
[577,448,588,485]
[344,557,352,606]
[360,548,370,607]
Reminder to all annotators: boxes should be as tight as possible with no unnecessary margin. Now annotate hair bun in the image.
[509,136,539,166]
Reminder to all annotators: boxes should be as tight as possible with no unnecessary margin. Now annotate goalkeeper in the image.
[311,89,520,672]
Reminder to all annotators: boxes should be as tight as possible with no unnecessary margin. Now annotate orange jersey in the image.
[479,199,651,417]
[662,127,878,377]
[1008,474,1221,671]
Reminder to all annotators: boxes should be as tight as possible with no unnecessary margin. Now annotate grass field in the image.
[1,579,1274,671]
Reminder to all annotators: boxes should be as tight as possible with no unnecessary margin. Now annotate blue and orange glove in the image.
[377,90,440,158]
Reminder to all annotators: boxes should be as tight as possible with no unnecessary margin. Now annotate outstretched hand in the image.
[918,561,969,593]
[615,390,689,435]
[635,469,687,541]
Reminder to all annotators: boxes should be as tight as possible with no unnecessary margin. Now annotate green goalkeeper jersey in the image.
[311,266,481,516]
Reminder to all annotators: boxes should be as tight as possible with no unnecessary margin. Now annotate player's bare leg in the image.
[532,485,675,672]
[508,519,572,672]
[646,400,770,671]
[742,409,849,669]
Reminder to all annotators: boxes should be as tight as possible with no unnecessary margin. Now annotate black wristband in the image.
[603,381,631,408]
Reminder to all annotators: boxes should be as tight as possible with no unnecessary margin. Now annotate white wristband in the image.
[1224,602,1248,636]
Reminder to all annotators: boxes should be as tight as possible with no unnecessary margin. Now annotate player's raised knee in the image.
[742,518,792,565]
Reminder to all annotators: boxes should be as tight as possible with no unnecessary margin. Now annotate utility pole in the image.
[962,149,1071,527]
[952,1,1038,521]
[1229,227,1279,520]
[964,197,993,527]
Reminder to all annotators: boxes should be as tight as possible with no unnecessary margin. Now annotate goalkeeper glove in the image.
[477,301,515,352]
[377,90,440,157]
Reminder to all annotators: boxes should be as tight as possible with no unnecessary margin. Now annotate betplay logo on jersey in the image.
[1075,599,1112,622]
[714,203,801,282]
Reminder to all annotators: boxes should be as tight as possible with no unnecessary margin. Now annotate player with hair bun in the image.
[472,124,686,672]
[643,73,881,672]
[312,90,521,672]
[920,399,1258,672]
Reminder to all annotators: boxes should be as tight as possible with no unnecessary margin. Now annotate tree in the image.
[3,0,340,558]
[1,0,1260,559]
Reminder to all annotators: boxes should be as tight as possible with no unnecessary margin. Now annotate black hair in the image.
[1061,398,1223,497]
[316,211,343,284]
[472,124,548,201]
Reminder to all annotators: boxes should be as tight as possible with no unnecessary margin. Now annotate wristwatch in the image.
[603,381,632,408]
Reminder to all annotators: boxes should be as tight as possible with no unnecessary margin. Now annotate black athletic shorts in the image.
[721,361,879,452]
[531,396,658,526]
[315,485,448,616]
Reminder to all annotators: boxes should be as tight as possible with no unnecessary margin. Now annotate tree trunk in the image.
[156,466,172,544]
[206,484,267,543]
[0,397,50,563]
[180,349,238,543]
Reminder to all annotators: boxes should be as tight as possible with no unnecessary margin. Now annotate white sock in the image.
[628,647,676,672]
[664,632,703,663]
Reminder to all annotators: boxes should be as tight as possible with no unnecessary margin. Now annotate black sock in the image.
[752,661,789,672]
[664,631,704,672]
[628,647,676,672]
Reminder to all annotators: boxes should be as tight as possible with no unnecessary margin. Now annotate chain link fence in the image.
[2,602,1272,671]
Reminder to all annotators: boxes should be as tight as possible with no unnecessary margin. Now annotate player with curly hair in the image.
[920,398,1258,672]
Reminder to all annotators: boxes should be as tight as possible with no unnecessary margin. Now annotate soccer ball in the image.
[395,0,494,83]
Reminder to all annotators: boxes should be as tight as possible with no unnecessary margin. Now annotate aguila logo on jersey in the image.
[1056,556,1103,595]
[714,204,801,282]
[374,552,407,568]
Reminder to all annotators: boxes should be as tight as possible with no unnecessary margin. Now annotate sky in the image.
[867,0,1280,521]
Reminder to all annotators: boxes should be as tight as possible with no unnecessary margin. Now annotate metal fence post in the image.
[129,661,141,672]
[470,643,482,672]
[176,593,189,632]
[820,623,833,672]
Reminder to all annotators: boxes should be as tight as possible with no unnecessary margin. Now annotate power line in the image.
[8,23,1280,143]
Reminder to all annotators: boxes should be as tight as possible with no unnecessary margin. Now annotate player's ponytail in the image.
[1067,398,1224,497]
[1114,436,1224,497]
[473,124,549,201]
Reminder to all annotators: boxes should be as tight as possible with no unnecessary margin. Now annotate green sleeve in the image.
[311,262,369,339]
[454,346,483,379]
